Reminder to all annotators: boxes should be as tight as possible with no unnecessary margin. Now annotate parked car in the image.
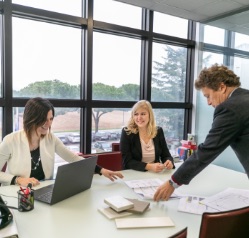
[57,134,69,144]
[67,145,80,154]
[110,132,118,140]
[93,141,112,152]
[95,131,111,141]
[92,132,96,142]
[67,133,80,143]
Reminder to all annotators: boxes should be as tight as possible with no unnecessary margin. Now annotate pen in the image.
[19,186,26,194]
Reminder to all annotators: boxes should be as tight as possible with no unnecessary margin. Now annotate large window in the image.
[203,25,225,46]
[234,33,249,51]
[153,12,188,39]
[196,23,249,173]
[92,32,141,101]
[12,18,81,98]
[12,0,82,16]
[0,1,195,160]
[94,0,142,29]
[152,43,187,102]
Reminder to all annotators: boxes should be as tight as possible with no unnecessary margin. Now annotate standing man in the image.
[154,63,249,201]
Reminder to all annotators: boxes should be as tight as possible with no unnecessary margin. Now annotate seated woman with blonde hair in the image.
[120,100,175,172]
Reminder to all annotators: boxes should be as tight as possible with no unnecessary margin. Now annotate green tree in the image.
[93,83,124,100]
[152,45,187,141]
[119,84,139,100]
[16,79,80,99]
[152,46,186,102]
[92,83,137,132]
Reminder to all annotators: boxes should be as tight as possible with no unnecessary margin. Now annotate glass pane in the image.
[202,52,223,68]
[12,0,82,16]
[0,15,2,97]
[234,32,249,52]
[0,108,2,141]
[93,32,141,101]
[154,108,184,155]
[154,12,188,39]
[151,43,187,102]
[233,57,249,89]
[94,0,141,29]
[91,108,130,153]
[203,25,225,46]
[12,18,81,99]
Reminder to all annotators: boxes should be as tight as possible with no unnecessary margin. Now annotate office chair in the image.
[168,227,187,238]
[111,142,120,152]
[199,206,249,238]
[81,152,122,171]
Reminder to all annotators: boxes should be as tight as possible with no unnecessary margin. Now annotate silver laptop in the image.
[34,156,97,205]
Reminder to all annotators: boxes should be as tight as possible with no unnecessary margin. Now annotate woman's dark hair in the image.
[23,97,54,143]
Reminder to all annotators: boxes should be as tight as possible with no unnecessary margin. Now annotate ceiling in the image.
[115,0,249,35]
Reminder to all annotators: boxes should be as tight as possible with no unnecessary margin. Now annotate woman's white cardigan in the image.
[0,130,81,186]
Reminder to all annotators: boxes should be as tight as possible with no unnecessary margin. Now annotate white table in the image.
[1,163,248,238]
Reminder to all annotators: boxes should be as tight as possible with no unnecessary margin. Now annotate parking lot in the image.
[53,130,121,173]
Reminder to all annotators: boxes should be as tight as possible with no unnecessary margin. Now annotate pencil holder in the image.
[17,188,34,212]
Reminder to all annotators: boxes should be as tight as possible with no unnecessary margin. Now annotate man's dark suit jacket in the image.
[120,126,174,171]
[173,87,249,185]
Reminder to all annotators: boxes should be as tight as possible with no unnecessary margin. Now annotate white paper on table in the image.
[200,187,249,211]
[0,214,19,238]
[178,196,218,215]
[124,178,183,200]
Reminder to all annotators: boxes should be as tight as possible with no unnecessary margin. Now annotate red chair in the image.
[112,142,120,152]
[168,227,187,238]
[199,206,249,238]
[82,151,122,171]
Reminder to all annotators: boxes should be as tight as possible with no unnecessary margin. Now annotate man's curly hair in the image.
[195,63,241,91]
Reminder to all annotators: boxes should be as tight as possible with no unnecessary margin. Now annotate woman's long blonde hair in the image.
[125,100,157,138]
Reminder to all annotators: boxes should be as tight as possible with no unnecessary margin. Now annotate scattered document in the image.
[124,178,182,199]
[200,187,249,211]
[124,178,163,199]
[178,196,218,215]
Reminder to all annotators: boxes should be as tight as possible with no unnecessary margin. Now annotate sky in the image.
[11,0,249,91]
[11,0,189,91]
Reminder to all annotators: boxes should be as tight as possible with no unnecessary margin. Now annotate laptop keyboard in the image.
[38,191,52,203]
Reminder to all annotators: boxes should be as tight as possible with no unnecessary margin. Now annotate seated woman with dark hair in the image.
[0,97,123,186]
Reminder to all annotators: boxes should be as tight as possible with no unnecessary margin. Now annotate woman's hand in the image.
[146,163,165,173]
[16,177,40,187]
[145,163,165,173]
[163,160,174,170]
[100,168,124,182]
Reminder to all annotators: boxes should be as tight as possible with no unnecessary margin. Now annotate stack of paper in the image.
[98,196,150,219]
[98,207,132,220]
[104,196,134,212]
[125,198,150,214]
